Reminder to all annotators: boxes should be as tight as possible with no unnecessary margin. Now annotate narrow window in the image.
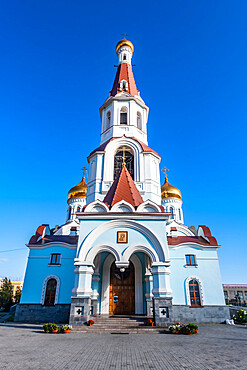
[170,207,174,219]
[68,206,72,220]
[120,107,127,124]
[106,111,111,129]
[185,254,197,266]
[189,279,201,307]
[77,206,81,212]
[178,208,181,220]
[123,54,127,60]
[137,112,142,130]
[50,253,61,265]
[44,279,57,306]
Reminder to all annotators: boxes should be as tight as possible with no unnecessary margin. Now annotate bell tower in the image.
[100,38,149,146]
[86,39,162,205]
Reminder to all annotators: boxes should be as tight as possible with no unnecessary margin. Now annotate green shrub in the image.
[233,310,247,324]
[43,323,58,332]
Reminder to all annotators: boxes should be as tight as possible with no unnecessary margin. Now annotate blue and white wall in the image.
[21,245,76,305]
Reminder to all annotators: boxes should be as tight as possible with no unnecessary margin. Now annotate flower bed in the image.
[233,310,247,324]
[146,318,154,326]
[87,320,95,326]
[169,322,198,335]
[43,323,72,334]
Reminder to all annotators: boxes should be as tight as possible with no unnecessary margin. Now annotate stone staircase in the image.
[72,316,167,334]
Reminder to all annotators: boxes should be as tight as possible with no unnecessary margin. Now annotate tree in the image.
[14,286,22,303]
[0,278,14,311]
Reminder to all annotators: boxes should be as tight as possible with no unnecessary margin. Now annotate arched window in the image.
[170,207,174,219]
[123,54,127,60]
[106,111,111,129]
[120,107,128,124]
[189,279,201,307]
[68,206,72,220]
[77,206,81,212]
[137,112,142,130]
[44,278,57,306]
[114,147,134,179]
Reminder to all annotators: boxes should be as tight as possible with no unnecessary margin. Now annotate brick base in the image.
[172,305,230,323]
[14,304,70,324]
[69,297,91,326]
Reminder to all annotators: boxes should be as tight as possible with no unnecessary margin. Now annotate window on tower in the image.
[120,107,128,124]
[68,206,72,220]
[137,112,142,130]
[106,111,111,129]
[114,147,134,180]
[170,207,174,219]
[123,54,127,60]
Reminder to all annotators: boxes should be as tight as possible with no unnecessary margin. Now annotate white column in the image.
[152,263,172,298]
[72,264,94,297]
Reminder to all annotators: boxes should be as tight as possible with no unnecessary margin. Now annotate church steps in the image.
[71,316,166,333]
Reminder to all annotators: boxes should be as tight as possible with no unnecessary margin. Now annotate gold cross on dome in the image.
[121,33,128,39]
[81,166,88,177]
[161,166,169,179]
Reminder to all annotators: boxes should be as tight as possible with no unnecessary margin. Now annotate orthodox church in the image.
[15,39,229,325]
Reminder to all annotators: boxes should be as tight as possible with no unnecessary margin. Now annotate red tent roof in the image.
[103,165,143,209]
[110,63,139,97]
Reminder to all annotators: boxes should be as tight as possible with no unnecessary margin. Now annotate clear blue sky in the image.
[0,1,246,282]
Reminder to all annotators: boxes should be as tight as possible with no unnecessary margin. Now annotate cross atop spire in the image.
[161,166,169,180]
[81,166,88,178]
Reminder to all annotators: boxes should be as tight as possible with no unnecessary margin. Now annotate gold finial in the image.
[122,147,126,167]
[81,166,88,178]
[161,166,169,180]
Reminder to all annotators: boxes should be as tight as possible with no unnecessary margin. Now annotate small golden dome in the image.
[116,39,134,55]
[68,176,87,201]
[161,176,182,200]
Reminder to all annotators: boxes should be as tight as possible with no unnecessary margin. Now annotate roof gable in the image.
[103,165,143,209]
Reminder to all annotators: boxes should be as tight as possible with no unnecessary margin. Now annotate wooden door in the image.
[109,261,135,315]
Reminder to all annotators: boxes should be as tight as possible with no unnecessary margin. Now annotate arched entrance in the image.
[109,261,135,315]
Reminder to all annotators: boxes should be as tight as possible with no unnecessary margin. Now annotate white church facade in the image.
[15,39,229,326]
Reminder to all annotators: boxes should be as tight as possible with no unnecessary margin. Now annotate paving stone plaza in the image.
[0,323,246,369]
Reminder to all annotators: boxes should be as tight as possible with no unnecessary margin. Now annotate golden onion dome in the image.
[161,176,182,200]
[116,39,134,55]
[68,175,87,201]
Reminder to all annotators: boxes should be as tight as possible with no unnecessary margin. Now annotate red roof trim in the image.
[167,236,218,246]
[29,235,78,246]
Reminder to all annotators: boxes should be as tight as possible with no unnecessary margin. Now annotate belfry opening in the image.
[114,146,134,180]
